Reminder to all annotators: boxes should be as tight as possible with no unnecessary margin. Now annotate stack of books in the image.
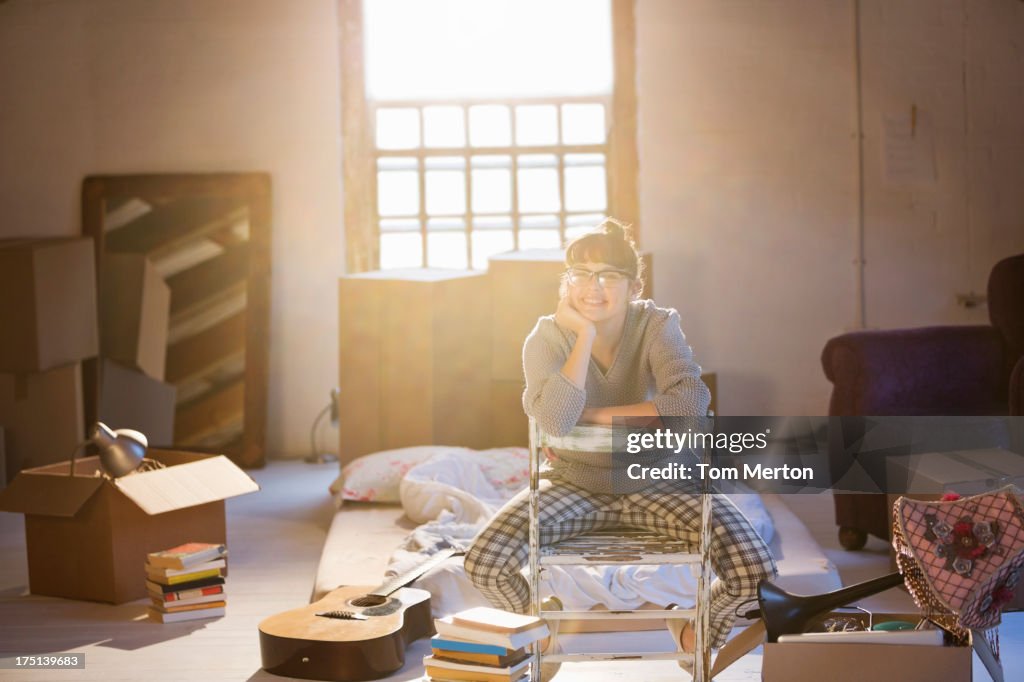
[425,607,549,682]
[145,542,228,623]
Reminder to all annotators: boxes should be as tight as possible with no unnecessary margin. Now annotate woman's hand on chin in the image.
[555,297,596,339]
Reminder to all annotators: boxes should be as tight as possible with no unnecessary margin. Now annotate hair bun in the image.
[599,217,633,243]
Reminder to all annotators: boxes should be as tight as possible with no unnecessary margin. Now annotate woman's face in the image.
[564,261,636,323]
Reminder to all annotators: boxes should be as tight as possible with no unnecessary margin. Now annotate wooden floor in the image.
[1,462,1022,681]
[0,460,340,681]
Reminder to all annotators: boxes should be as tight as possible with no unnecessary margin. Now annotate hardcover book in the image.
[429,636,519,656]
[149,584,225,603]
[451,606,543,634]
[423,654,530,682]
[152,599,227,614]
[147,542,227,570]
[150,592,226,609]
[433,617,548,650]
[144,566,224,586]
[147,605,226,623]
[145,576,225,595]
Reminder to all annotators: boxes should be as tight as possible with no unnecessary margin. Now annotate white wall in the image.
[2,0,1022,439]
[636,0,1024,416]
[0,0,344,458]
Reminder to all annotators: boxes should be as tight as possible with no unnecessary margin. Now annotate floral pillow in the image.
[330,446,454,503]
[329,445,530,503]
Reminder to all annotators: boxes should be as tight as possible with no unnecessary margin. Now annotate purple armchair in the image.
[822,254,1024,549]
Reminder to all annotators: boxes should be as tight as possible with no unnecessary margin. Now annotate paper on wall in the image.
[882,109,937,187]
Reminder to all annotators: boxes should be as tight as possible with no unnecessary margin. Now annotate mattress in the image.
[312,493,841,620]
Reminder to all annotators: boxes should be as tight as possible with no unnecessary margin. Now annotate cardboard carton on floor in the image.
[761,611,973,682]
[0,363,84,483]
[98,358,176,447]
[0,449,259,603]
[100,254,170,381]
[0,238,99,373]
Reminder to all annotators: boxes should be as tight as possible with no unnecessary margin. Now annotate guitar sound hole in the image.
[350,595,387,608]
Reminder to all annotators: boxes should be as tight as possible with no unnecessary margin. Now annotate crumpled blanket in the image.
[386,446,774,618]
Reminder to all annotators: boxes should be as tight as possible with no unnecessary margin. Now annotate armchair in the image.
[822,253,1024,549]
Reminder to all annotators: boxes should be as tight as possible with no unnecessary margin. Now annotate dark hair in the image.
[564,217,644,282]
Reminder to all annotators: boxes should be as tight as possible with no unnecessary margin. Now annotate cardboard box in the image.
[0,238,99,372]
[886,447,1024,497]
[0,449,259,603]
[100,253,171,381]
[338,269,491,462]
[98,358,176,447]
[762,611,973,682]
[0,363,84,482]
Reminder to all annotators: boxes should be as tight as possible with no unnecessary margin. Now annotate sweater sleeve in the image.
[521,318,586,437]
[649,309,712,417]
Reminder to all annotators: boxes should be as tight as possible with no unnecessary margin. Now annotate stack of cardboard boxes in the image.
[0,238,177,484]
[0,238,97,482]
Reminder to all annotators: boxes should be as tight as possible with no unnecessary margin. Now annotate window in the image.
[340,0,638,272]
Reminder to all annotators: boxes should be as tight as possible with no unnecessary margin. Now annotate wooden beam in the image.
[166,243,249,315]
[165,312,247,384]
[608,0,641,241]
[339,0,377,273]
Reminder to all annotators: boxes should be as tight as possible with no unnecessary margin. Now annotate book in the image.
[147,542,227,570]
[147,605,226,623]
[432,647,527,667]
[148,583,225,603]
[145,558,226,579]
[152,599,227,614]
[451,606,543,634]
[146,576,224,595]
[423,655,530,682]
[150,592,226,609]
[145,567,225,586]
[429,636,519,656]
[433,617,548,650]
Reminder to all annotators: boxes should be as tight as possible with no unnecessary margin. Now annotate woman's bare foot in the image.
[678,619,696,653]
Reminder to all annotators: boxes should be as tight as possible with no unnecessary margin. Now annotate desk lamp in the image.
[68,422,148,478]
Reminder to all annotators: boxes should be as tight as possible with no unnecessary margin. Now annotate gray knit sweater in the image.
[522,299,712,491]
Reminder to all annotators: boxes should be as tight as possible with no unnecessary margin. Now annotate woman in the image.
[464,218,777,675]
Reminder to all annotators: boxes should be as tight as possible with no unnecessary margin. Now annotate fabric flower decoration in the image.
[929,514,999,577]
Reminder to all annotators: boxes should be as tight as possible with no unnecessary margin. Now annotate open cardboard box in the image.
[756,611,975,682]
[0,449,259,603]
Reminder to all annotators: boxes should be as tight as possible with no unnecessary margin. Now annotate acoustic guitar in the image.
[259,548,462,681]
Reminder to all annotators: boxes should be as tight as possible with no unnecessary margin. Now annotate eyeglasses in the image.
[565,267,632,288]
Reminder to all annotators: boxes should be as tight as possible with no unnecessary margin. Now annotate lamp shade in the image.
[91,422,148,478]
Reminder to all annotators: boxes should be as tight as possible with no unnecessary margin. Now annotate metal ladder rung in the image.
[540,608,696,620]
[540,651,695,663]
[539,553,702,566]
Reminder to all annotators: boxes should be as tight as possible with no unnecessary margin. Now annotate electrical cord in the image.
[305,402,338,464]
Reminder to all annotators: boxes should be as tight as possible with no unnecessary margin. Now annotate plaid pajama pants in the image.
[464,474,778,649]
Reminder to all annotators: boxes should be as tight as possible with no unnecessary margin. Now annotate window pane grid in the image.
[371,99,609,270]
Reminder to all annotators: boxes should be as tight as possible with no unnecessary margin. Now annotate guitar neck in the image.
[371,548,462,598]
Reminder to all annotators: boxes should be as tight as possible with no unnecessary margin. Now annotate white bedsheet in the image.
[388,447,775,617]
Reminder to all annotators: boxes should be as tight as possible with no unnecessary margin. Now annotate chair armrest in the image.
[821,326,1006,415]
[1011,356,1024,416]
